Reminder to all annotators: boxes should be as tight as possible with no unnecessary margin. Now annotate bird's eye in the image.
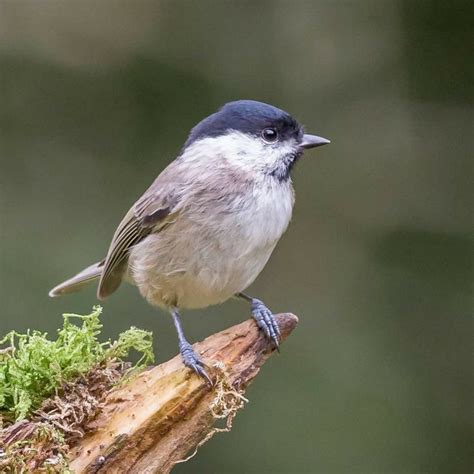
[261,128,279,143]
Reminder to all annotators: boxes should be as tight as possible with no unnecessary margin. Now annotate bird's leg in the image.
[236,292,281,350]
[170,307,212,385]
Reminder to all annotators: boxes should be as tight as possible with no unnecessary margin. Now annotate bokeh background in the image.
[1,1,472,472]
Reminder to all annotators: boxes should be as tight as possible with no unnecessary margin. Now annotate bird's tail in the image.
[49,260,105,297]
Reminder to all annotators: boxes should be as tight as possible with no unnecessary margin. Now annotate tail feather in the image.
[49,260,104,297]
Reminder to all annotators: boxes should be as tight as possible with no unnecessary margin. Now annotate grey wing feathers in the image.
[97,192,175,300]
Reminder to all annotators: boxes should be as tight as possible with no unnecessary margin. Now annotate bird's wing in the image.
[97,188,178,299]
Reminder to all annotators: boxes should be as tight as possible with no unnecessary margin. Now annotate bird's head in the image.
[183,100,329,181]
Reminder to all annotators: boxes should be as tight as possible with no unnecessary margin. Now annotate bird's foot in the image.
[250,299,281,350]
[179,341,213,385]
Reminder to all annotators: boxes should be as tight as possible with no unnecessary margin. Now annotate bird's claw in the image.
[251,299,281,350]
[179,341,213,385]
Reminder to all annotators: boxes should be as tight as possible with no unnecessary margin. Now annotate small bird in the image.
[49,100,329,383]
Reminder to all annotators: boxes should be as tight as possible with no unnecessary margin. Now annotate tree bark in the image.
[68,312,298,473]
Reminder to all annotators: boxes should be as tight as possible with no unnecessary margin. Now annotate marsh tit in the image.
[49,100,330,383]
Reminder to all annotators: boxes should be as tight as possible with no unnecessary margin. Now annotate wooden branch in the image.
[68,313,298,473]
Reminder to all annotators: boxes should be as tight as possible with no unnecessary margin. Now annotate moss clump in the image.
[0,420,70,472]
[0,306,154,424]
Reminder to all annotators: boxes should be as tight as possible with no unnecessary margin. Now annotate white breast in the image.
[129,178,294,310]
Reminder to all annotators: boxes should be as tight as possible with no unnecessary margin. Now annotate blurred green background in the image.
[1,1,472,472]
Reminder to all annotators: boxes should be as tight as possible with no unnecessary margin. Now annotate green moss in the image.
[0,306,154,422]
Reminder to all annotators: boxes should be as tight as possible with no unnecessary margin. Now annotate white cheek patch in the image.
[184,131,298,175]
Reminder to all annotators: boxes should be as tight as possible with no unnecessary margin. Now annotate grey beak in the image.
[300,134,331,149]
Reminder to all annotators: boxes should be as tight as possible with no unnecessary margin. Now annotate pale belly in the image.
[128,182,294,309]
[130,235,277,309]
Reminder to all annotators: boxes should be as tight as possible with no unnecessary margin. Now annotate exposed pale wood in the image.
[68,313,298,473]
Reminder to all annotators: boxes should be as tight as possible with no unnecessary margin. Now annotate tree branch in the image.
[68,312,298,473]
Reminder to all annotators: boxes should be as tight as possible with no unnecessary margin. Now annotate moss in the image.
[0,306,154,471]
[0,421,70,472]
[0,306,154,423]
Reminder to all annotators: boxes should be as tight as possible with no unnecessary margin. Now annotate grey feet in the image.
[250,298,281,350]
[179,341,212,385]
[171,307,212,385]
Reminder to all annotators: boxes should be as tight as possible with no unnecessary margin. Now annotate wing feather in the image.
[97,190,176,299]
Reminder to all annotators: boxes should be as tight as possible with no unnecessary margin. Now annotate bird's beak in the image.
[299,134,331,150]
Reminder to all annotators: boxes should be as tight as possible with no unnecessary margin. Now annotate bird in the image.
[49,99,330,383]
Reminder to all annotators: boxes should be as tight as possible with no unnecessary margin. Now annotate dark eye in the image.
[261,127,279,143]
